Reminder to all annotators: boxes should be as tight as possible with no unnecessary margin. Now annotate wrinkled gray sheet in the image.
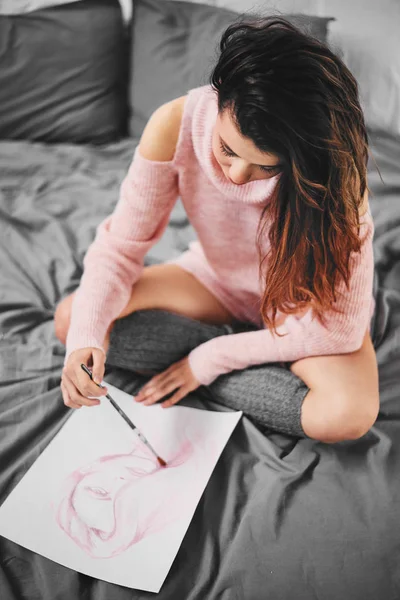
[0,130,399,600]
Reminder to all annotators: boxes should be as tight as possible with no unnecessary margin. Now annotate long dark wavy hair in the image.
[210,15,376,335]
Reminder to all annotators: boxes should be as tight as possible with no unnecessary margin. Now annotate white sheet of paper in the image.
[0,382,242,593]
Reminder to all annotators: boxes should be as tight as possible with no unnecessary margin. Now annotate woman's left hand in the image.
[134,356,202,408]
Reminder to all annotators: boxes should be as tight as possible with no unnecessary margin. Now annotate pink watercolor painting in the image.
[54,436,196,559]
[0,382,242,592]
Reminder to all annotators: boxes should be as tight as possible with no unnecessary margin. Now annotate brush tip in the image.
[157,456,167,467]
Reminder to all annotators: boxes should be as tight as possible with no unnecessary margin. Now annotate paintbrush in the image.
[80,363,166,467]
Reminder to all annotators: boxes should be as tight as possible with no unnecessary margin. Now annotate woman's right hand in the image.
[61,348,108,409]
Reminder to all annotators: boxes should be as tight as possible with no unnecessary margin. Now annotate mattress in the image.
[0,130,399,599]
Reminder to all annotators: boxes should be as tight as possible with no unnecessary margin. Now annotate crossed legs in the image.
[55,264,379,443]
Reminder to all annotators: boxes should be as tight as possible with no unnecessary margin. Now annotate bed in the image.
[1,0,400,598]
[0,122,399,600]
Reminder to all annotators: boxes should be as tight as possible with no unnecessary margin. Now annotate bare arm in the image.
[139,95,187,161]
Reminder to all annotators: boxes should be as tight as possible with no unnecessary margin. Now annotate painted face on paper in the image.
[71,453,159,532]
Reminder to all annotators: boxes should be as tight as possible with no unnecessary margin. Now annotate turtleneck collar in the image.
[191,85,281,205]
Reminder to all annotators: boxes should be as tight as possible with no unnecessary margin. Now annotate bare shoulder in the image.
[138,95,187,162]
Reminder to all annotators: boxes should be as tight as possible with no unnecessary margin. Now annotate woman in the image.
[55,16,379,443]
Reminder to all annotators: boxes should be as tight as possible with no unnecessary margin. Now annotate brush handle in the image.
[106,394,137,430]
[106,393,159,458]
[134,429,160,457]
[80,363,160,461]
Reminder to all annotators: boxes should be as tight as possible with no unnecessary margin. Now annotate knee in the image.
[54,294,74,345]
[301,389,380,443]
[330,397,379,442]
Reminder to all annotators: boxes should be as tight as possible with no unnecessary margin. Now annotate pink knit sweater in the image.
[65,84,375,386]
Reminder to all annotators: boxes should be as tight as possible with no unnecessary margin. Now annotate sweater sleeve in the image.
[188,212,375,386]
[64,146,179,364]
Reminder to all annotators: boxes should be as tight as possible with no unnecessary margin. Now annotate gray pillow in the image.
[129,0,335,138]
[0,0,128,144]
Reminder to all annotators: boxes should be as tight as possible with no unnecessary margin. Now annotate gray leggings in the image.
[105,309,310,438]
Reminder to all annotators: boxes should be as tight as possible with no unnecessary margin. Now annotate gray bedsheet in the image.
[0,131,399,600]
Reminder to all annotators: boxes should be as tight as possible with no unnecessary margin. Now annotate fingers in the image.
[135,375,177,404]
[160,388,189,408]
[76,367,108,399]
[133,358,197,409]
[61,369,102,409]
[91,348,106,385]
[60,380,82,410]
[135,361,184,403]
[139,367,173,391]
[67,365,107,401]
[66,348,108,396]
[61,347,110,410]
